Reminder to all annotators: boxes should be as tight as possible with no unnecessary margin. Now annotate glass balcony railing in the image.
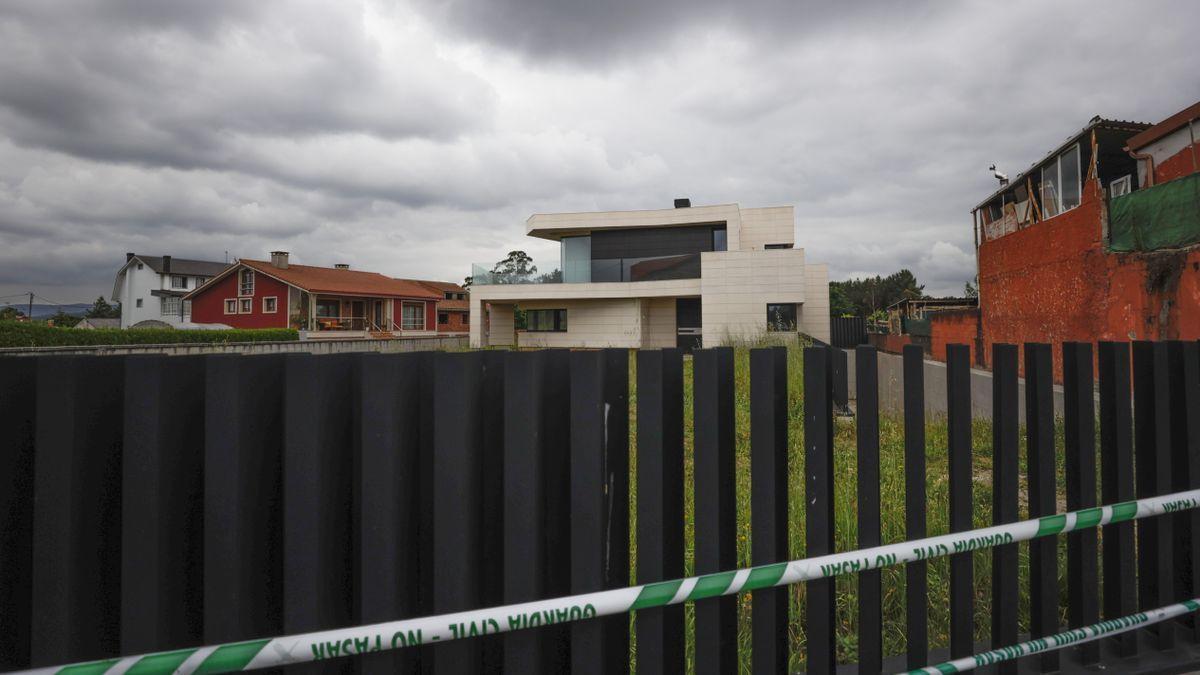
[471,253,702,285]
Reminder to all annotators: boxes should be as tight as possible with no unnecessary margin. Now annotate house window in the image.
[1110,175,1132,197]
[239,298,252,313]
[401,302,425,330]
[527,308,567,332]
[137,263,144,270]
[239,269,255,296]
[224,299,237,314]
[171,275,187,289]
[160,296,181,316]
[183,300,192,316]
[438,312,449,324]
[712,227,728,252]
[765,243,792,249]
[766,304,797,332]
[136,298,143,308]
[262,296,278,313]
[1039,143,1081,219]
[316,299,340,318]
[195,277,207,287]
[445,291,454,300]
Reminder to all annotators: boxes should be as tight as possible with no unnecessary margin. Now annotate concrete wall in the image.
[845,348,1064,423]
[0,335,468,357]
[738,206,795,250]
[700,249,808,344]
[517,298,642,348]
[800,263,830,343]
[641,297,677,348]
[487,303,516,346]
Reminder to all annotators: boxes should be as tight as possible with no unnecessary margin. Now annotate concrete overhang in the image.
[526,203,740,241]
[469,278,702,302]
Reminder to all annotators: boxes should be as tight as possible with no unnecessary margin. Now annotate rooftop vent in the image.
[674,198,691,208]
[270,251,289,270]
[334,263,350,270]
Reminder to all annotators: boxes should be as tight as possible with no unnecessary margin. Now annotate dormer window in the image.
[240,269,255,296]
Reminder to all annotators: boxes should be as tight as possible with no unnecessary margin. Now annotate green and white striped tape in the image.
[11,488,1200,675]
[906,598,1200,674]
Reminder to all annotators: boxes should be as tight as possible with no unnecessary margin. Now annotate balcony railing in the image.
[471,253,701,285]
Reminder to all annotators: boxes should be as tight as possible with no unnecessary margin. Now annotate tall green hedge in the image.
[0,322,298,348]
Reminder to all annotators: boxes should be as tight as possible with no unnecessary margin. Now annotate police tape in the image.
[12,488,1200,675]
[905,598,1200,674]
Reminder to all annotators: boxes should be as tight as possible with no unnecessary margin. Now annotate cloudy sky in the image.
[1,0,1197,303]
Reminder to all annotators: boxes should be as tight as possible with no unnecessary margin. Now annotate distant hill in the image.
[0,303,93,319]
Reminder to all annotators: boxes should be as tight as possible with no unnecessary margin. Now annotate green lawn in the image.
[626,343,1073,673]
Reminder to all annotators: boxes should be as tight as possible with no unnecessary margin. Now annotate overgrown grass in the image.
[0,321,299,348]
[627,343,1072,672]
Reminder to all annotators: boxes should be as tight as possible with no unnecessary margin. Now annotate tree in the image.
[47,309,81,328]
[463,275,473,288]
[828,268,927,317]
[85,296,121,319]
[491,251,537,283]
[964,275,979,299]
[0,306,24,321]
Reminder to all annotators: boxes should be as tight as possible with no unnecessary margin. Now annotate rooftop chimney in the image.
[162,255,171,273]
[334,263,350,270]
[270,251,289,270]
[126,252,135,262]
[674,198,691,208]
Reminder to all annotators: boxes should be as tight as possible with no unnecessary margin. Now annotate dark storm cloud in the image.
[1,0,1199,301]
[410,0,937,65]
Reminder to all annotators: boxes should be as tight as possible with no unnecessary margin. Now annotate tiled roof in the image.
[133,255,228,277]
[239,260,441,299]
[414,279,469,309]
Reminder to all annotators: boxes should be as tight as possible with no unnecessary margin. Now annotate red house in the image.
[416,280,470,334]
[186,251,444,338]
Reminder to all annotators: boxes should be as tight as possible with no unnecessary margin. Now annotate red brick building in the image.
[186,251,448,338]
[416,280,470,334]
[967,102,1200,379]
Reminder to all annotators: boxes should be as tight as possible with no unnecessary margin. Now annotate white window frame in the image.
[160,296,181,316]
[1110,174,1132,197]
[170,275,187,289]
[262,296,278,313]
[400,302,425,331]
[1040,142,1081,219]
[224,298,237,315]
[239,269,255,296]
[239,297,253,314]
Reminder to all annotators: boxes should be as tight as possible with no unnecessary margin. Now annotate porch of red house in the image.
[299,294,435,341]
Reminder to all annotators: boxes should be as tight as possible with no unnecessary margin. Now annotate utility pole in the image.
[28,292,33,319]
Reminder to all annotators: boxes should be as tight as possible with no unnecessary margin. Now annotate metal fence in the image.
[2,342,1200,674]
[830,316,867,348]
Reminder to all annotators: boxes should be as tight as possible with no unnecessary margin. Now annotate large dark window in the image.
[316,299,340,318]
[766,304,797,332]
[526,308,567,332]
[588,223,724,282]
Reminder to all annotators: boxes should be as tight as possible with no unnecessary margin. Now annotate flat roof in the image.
[526,203,742,240]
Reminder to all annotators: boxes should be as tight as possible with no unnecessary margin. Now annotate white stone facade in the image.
[470,202,830,349]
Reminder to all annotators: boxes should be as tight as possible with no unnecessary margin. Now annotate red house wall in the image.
[391,299,434,331]
[929,309,980,364]
[190,268,290,329]
[978,177,1200,381]
[1155,140,1200,184]
[437,310,470,333]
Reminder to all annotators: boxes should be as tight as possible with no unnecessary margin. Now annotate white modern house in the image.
[469,200,830,349]
[111,253,230,328]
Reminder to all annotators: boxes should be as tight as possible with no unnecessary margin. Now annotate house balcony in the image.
[298,316,436,341]
[470,252,701,286]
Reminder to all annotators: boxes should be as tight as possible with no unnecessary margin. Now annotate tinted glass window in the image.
[713,228,727,251]
[766,304,797,331]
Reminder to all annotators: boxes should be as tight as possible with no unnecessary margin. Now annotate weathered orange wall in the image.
[929,309,980,364]
[868,333,912,354]
[1155,140,1200,183]
[978,174,1200,381]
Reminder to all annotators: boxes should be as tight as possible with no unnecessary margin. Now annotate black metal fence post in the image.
[283,353,355,675]
[31,356,125,666]
[902,345,927,670]
[946,344,973,660]
[991,344,1019,674]
[1063,342,1099,665]
[693,347,737,674]
[121,355,206,655]
[356,353,423,673]
[1178,341,1200,642]
[1098,341,1137,657]
[804,346,835,674]
[636,349,685,675]
[0,357,37,671]
[1024,342,1058,671]
[750,347,789,674]
[855,346,882,674]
